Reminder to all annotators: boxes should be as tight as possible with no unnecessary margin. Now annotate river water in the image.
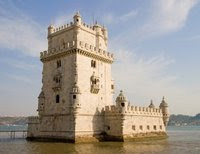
[0,126,200,154]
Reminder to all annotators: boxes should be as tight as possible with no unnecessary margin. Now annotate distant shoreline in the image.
[0,114,200,126]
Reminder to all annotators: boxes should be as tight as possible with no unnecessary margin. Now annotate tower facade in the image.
[27,12,114,142]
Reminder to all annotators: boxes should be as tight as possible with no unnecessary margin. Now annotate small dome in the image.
[160,97,168,107]
[149,100,155,108]
[116,90,127,102]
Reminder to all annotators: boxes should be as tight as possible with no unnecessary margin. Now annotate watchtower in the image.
[33,12,114,141]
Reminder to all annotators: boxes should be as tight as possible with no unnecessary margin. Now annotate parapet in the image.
[104,105,163,117]
[40,40,114,63]
[48,20,107,38]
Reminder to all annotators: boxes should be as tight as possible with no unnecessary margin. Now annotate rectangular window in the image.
[132,125,136,130]
[147,125,150,130]
[154,125,157,130]
[140,125,143,130]
[56,94,60,103]
[91,60,96,68]
[73,95,76,99]
[106,126,110,130]
[160,125,162,130]
[111,84,114,89]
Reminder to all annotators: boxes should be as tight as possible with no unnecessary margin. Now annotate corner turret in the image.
[159,97,169,126]
[73,11,82,26]
[70,83,81,109]
[48,24,55,36]
[116,90,128,113]
[37,91,45,117]
[70,61,81,110]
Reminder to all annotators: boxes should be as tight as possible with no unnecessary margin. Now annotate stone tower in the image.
[27,12,114,142]
[27,12,169,143]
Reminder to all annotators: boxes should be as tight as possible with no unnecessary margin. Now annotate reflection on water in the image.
[0,126,200,154]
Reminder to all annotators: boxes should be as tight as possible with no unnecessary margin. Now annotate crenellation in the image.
[103,104,163,117]
[40,40,114,63]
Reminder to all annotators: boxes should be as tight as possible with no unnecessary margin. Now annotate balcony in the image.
[91,84,100,94]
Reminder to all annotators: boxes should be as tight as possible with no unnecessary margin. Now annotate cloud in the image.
[141,0,198,37]
[110,0,198,50]
[112,49,200,114]
[119,10,138,21]
[0,1,47,57]
[112,49,176,99]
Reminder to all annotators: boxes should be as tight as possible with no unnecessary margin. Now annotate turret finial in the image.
[149,99,155,108]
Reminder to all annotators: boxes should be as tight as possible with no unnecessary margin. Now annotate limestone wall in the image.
[42,54,75,115]
[104,105,165,138]
[77,53,113,114]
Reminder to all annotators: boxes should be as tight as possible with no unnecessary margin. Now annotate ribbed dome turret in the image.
[149,100,155,108]
[48,24,55,35]
[73,11,82,25]
[159,97,168,108]
[116,90,127,102]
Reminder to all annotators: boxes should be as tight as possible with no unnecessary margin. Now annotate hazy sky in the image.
[0,0,199,116]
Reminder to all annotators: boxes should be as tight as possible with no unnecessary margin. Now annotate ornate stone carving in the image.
[90,72,100,94]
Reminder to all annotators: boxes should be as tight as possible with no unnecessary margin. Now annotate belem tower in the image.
[27,12,170,142]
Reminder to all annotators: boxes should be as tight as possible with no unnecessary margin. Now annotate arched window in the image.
[91,60,93,67]
[56,95,60,103]
[91,60,96,68]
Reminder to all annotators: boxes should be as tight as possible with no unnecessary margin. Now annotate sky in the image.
[0,0,200,116]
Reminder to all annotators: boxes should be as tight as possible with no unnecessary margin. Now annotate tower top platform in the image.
[40,12,113,63]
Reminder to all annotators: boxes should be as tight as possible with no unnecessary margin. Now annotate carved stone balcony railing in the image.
[91,84,100,94]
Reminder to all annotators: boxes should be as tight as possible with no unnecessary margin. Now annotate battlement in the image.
[48,21,107,38]
[28,116,39,124]
[40,40,114,63]
[104,105,163,117]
